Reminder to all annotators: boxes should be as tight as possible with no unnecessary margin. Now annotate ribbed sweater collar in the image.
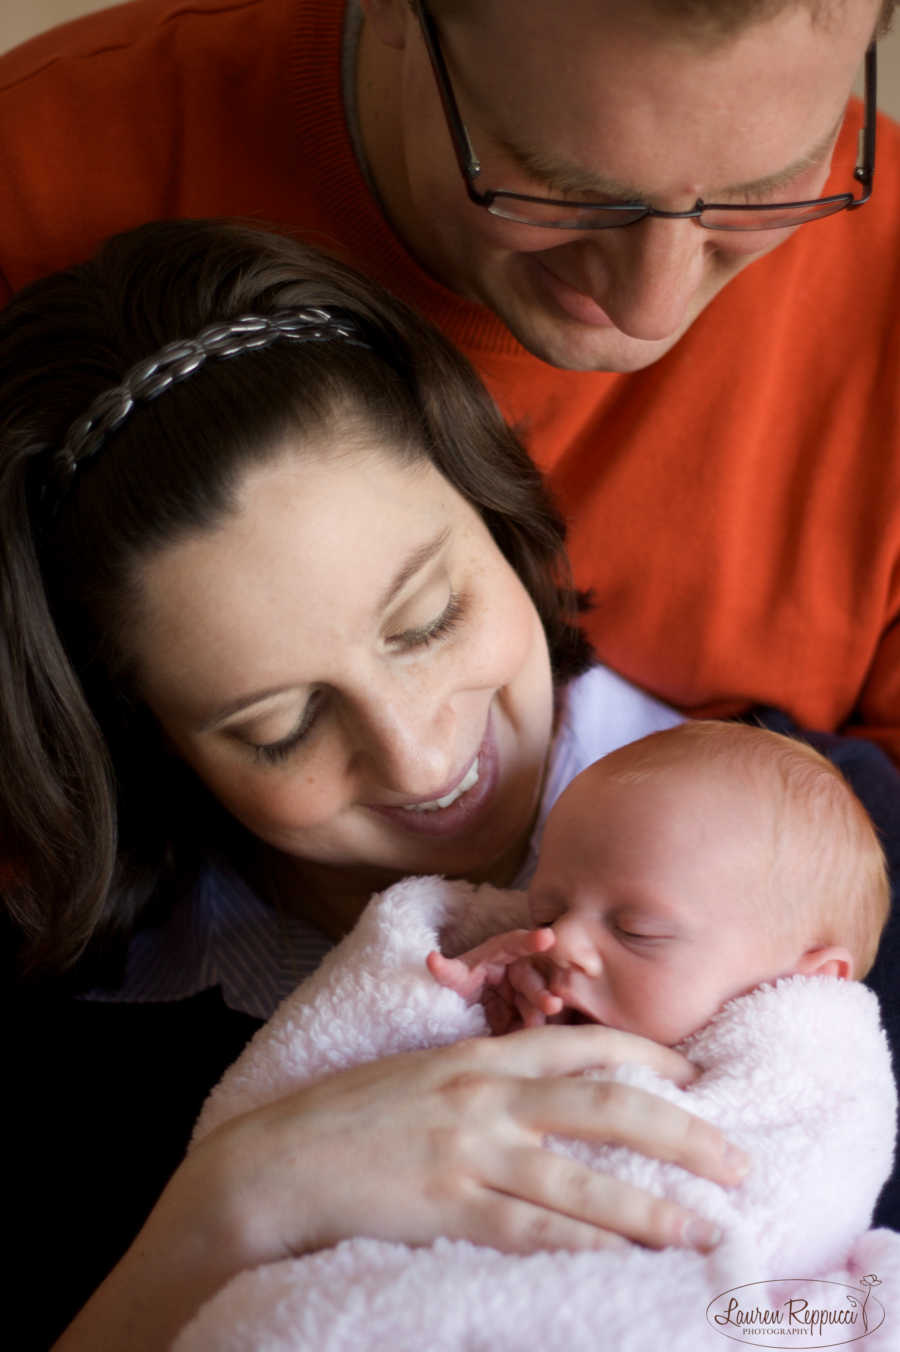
[283,0,535,356]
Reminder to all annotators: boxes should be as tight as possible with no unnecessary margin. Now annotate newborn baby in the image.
[429,717,886,1042]
[176,722,898,1352]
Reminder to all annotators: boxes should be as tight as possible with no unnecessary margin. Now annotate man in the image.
[361,1,882,373]
[1,0,896,761]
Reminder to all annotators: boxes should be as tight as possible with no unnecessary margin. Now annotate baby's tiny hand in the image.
[426,928,555,1010]
[506,954,566,1026]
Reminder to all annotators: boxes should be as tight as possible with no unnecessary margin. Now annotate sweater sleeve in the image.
[0,0,315,296]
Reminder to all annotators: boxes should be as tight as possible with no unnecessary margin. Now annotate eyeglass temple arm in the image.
[413,0,483,180]
[856,41,877,189]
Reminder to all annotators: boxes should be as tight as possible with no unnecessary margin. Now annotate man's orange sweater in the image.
[3,0,900,755]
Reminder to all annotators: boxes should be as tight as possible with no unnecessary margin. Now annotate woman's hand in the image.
[56,1026,748,1352]
[237,1025,745,1255]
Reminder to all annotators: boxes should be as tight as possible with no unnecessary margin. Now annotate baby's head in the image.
[528,721,889,1046]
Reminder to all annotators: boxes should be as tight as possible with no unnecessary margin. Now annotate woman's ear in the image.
[791,946,854,981]
[361,0,413,50]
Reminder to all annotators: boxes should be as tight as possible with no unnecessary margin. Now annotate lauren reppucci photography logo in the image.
[706,1274,885,1347]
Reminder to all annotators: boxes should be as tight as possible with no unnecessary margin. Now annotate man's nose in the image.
[588,216,710,342]
[550,911,602,976]
[348,686,459,798]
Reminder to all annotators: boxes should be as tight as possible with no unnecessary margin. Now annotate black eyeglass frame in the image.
[412,0,877,232]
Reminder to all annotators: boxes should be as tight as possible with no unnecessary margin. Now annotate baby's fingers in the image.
[507,955,563,1016]
[516,998,548,1028]
[458,928,556,971]
[426,950,483,1000]
[428,931,556,1002]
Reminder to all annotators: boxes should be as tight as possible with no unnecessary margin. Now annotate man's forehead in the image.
[437,0,877,196]
[438,0,882,43]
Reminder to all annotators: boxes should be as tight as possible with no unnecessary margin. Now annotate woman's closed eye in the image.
[388,591,466,652]
[250,689,328,765]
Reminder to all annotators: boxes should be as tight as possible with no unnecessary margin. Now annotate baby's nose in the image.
[550,913,602,976]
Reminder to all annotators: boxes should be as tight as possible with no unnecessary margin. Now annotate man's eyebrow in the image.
[377,526,451,612]
[708,114,845,199]
[199,528,453,731]
[493,112,844,203]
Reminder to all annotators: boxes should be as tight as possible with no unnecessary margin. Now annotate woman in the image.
[0,220,747,1351]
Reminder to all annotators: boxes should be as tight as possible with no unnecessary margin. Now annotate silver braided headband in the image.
[44,307,371,513]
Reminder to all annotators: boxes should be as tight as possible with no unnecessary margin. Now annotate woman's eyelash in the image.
[392,592,466,651]
[251,691,325,766]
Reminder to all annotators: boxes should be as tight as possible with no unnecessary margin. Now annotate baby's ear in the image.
[790,946,853,981]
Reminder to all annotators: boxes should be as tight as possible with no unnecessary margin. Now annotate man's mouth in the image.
[529,257,616,328]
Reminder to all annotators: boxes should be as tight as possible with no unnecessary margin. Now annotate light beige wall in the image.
[3,0,900,118]
[1,1,119,54]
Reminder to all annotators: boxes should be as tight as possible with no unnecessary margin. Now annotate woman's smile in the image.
[366,713,499,837]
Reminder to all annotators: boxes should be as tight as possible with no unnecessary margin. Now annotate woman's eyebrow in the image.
[377,526,451,611]
[199,683,299,732]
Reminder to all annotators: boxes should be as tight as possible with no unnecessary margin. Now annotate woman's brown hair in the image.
[0,219,591,974]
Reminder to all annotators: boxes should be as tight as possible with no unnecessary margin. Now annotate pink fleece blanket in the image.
[174,877,900,1351]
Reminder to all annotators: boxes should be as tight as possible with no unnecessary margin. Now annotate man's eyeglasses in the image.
[412,1,877,232]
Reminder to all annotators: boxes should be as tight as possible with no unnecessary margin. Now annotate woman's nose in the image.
[348,686,460,798]
[550,911,603,977]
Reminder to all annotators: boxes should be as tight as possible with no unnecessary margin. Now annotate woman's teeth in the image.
[402,758,480,813]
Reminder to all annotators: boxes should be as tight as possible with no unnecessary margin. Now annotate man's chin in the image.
[497,306,686,373]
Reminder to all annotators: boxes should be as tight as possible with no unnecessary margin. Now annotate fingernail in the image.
[724,1144,751,1179]
[683,1218,722,1251]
